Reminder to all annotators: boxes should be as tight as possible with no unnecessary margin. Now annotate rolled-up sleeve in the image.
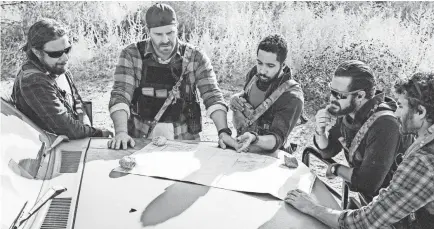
[192,49,227,116]
[109,46,138,118]
[20,74,96,139]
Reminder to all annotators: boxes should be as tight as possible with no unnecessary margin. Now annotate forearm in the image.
[210,109,228,131]
[306,203,341,228]
[249,134,277,152]
[110,110,128,134]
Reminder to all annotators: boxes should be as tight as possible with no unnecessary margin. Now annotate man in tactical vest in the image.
[108,3,238,149]
[230,34,304,153]
[314,60,411,205]
[286,72,434,229]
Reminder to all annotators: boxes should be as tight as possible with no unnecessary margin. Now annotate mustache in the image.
[330,101,340,107]
[258,74,268,78]
[159,42,172,47]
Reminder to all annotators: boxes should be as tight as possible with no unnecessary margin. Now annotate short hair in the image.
[334,60,376,99]
[256,34,288,63]
[394,72,434,123]
[23,18,67,58]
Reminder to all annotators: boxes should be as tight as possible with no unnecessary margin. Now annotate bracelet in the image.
[218,128,232,137]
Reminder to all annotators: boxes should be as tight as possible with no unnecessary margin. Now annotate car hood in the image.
[73,139,333,229]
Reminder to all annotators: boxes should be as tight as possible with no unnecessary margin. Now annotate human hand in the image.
[218,132,239,149]
[314,107,332,135]
[107,132,135,150]
[284,189,317,214]
[230,95,248,112]
[236,132,257,152]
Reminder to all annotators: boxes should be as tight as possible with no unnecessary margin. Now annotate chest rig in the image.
[130,41,202,134]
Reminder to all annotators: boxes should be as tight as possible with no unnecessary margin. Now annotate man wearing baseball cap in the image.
[108,3,238,149]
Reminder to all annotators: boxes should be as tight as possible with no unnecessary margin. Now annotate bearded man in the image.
[12,18,112,139]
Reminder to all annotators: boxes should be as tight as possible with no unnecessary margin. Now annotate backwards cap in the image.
[146,3,177,29]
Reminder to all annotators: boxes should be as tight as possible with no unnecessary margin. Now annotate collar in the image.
[353,92,385,124]
[27,58,59,80]
[143,38,182,61]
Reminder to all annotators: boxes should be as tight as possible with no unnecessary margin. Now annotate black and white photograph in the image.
[1,1,433,229]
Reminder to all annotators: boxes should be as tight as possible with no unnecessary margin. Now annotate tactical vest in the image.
[233,74,300,136]
[130,40,202,134]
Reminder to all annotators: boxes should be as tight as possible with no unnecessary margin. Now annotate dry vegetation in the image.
[1,1,434,194]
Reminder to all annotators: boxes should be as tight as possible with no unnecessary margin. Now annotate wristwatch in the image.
[330,164,340,176]
[249,131,259,144]
[218,128,232,137]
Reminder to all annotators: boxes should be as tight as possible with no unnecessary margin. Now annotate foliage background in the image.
[2,1,434,108]
[1,1,434,194]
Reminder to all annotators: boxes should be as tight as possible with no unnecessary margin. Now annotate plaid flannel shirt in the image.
[338,139,434,229]
[11,60,101,139]
[109,39,227,139]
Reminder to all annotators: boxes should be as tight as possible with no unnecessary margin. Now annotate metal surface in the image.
[74,138,340,229]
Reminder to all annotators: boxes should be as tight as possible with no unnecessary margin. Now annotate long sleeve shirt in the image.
[314,93,401,199]
[338,139,434,228]
[11,60,102,139]
[109,39,227,121]
[242,65,304,152]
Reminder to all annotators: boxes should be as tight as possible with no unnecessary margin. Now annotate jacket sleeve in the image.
[264,87,304,152]
[20,73,99,139]
[349,117,401,195]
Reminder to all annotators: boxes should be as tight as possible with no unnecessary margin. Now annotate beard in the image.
[399,111,418,135]
[41,59,67,75]
[327,97,357,116]
[155,40,174,55]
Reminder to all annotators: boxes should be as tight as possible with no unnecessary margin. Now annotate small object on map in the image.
[284,155,298,168]
[119,156,136,170]
[152,136,167,146]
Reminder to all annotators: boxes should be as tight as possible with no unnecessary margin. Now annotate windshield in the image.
[1,101,51,229]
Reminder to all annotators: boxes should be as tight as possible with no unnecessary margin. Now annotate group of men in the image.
[10,3,433,229]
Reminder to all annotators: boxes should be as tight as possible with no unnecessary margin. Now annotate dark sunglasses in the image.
[329,83,363,100]
[43,46,72,58]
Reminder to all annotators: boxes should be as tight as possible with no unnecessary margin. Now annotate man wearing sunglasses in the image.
[11,19,112,139]
[313,60,410,206]
[286,72,434,229]
[108,3,238,150]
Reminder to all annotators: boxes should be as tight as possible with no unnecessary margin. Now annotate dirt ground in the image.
[1,78,348,200]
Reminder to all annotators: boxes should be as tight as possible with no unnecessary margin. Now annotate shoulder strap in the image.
[181,44,195,84]
[245,79,299,126]
[348,110,395,163]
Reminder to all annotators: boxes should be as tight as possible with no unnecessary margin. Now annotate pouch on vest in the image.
[135,64,184,122]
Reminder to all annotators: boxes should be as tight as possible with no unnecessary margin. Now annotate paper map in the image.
[115,141,315,200]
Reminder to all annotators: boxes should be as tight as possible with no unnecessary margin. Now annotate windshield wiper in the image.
[11,186,67,229]
[8,201,27,229]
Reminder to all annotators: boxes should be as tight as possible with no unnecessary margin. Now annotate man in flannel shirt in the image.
[108,3,238,150]
[11,19,112,139]
[285,72,434,229]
